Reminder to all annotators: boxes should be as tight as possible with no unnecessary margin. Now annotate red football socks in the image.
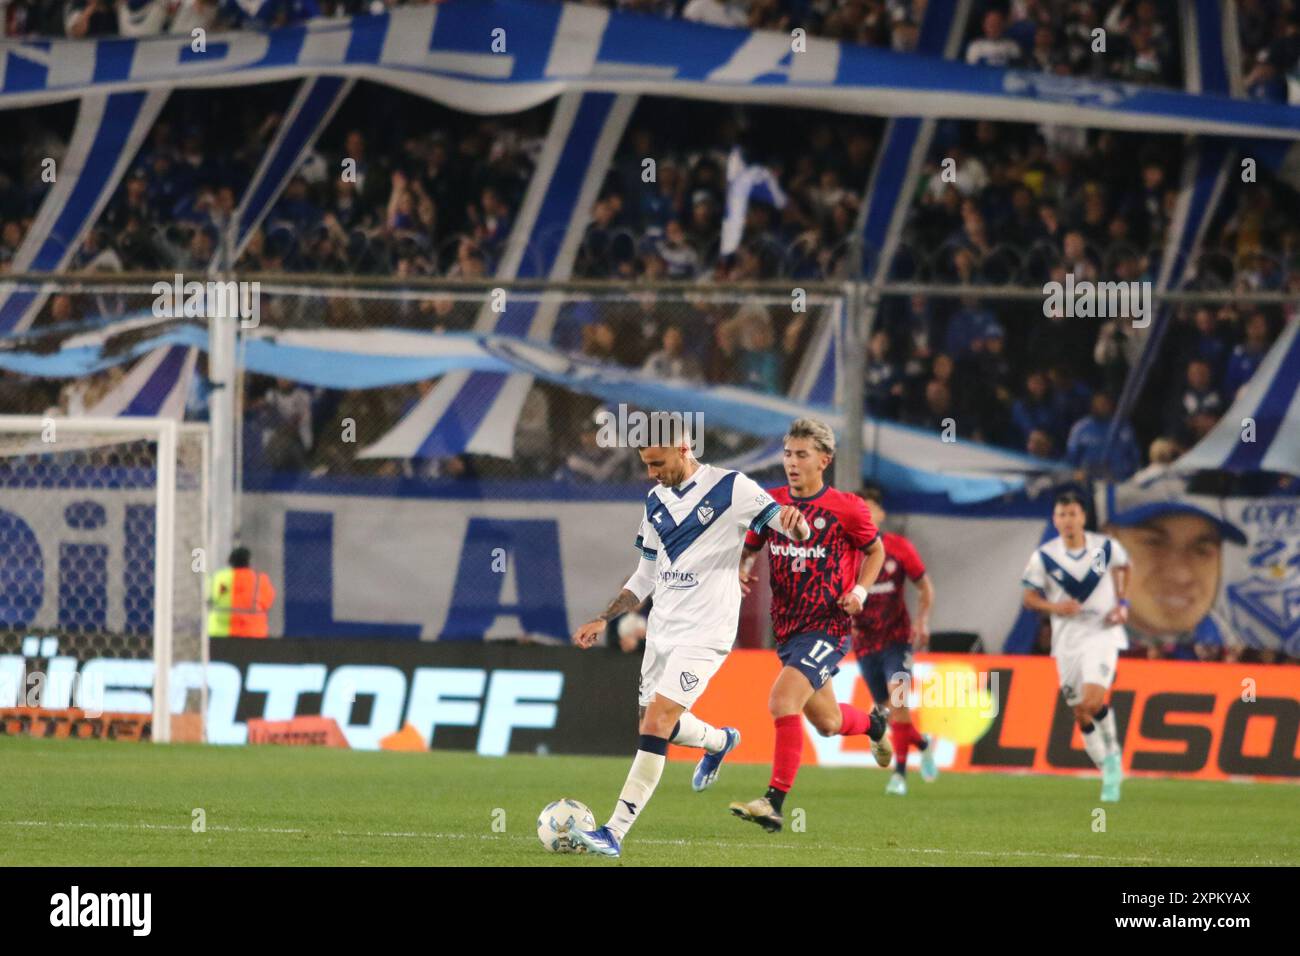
[769,714,804,792]
[837,703,873,736]
[890,721,912,772]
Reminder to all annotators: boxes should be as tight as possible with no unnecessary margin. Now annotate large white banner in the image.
[234,491,1045,648]
[0,483,1046,649]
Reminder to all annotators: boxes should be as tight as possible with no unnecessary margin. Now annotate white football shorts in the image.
[1055,642,1120,706]
[638,639,730,709]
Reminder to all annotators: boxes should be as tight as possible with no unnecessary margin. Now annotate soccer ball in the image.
[537,798,596,853]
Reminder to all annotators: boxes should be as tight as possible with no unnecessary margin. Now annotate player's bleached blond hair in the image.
[785,417,835,457]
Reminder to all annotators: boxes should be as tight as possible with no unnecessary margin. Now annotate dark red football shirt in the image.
[745,485,880,643]
[852,532,926,654]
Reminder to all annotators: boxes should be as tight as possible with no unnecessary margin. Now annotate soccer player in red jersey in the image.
[728,418,893,832]
[853,484,938,796]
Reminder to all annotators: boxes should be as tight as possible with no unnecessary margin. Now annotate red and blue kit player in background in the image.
[729,418,893,833]
[853,485,938,796]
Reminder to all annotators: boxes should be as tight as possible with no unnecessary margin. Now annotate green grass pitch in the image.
[2,736,1295,866]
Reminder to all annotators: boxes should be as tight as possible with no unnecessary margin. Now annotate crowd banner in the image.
[361,90,637,462]
[1098,476,1299,657]
[1217,498,1300,658]
[0,1,1298,139]
[0,90,169,334]
[1175,317,1300,476]
[1,320,1038,500]
[0,482,1045,646]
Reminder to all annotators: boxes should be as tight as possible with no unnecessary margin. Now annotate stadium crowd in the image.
[0,0,1297,486]
[0,0,1296,663]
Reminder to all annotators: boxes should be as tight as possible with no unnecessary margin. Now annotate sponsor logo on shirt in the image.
[660,569,699,589]
[770,543,828,560]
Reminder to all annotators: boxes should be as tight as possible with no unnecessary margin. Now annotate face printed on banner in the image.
[1112,514,1223,635]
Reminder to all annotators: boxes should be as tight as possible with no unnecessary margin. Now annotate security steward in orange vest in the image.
[208,547,276,638]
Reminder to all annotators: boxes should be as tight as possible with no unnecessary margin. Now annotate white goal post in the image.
[0,415,210,743]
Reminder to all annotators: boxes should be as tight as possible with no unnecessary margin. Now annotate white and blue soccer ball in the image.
[537,799,596,853]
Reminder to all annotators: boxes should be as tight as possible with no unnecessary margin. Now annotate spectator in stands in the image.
[1165,358,1224,444]
[944,297,1000,358]
[657,218,700,278]
[865,329,904,420]
[1183,306,1228,381]
[1066,390,1140,480]
[65,0,117,37]
[1026,427,1055,460]
[1012,370,1065,448]
[554,410,634,483]
[1222,310,1272,400]
[251,377,314,472]
[907,379,961,436]
[642,324,704,383]
[1131,435,1185,484]
[965,9,1022,67]
[732,304,781,394]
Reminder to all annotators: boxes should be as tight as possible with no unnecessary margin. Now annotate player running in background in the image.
[1021,490,1132,802]
[729,419,892,833]
[569,428,812,858]
[853,484,938,796]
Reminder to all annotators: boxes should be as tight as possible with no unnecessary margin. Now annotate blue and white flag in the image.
[0,90,168,334]
[219,75,353,268]
[360,91,637,461]
[86,345,197,420]
[1175,318,1300,476]
[721,147,786,256]
[0,2,1297,140]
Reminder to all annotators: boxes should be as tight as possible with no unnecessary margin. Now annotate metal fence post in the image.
[836,236,866,492]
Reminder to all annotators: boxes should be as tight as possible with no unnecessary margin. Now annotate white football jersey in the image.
[1022,532,1131,656]
[633,464,782,650]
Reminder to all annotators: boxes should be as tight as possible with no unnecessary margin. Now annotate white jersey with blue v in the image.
[1022,532,1131,655]
[631,464,785,650]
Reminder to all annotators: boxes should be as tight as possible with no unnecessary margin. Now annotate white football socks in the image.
[1080,722,1108,769]
[670,711,727,753]
[606,737,667,840]
[1096,707,1121,758]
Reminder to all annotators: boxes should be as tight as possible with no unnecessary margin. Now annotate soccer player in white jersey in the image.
[1021,490,1132,802]
[569,433,811,858]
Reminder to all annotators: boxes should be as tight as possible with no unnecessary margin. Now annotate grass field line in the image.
[1,818,1199,863]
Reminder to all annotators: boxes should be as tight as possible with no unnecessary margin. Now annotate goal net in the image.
[0,416,209,743]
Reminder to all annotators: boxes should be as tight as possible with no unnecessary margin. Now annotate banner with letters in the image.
[681,651,1300,781]
[1,1,1298,139]
[0,479,1046,647]
[5,637,1295,780]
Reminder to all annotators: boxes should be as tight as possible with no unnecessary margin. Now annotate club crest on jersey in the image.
[813,516,826,530]
[680,671,699,692]
[696,504,714,524]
